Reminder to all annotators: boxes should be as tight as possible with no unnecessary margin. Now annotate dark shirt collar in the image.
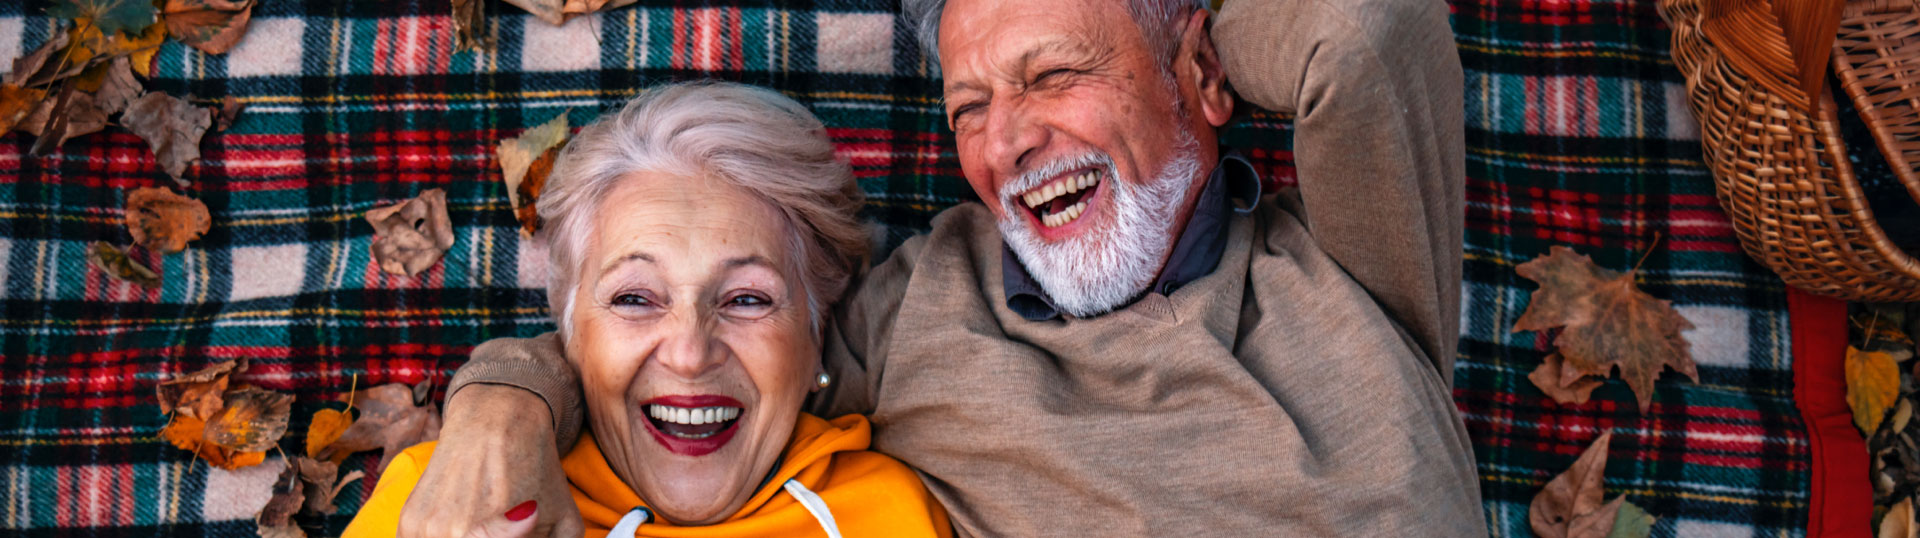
[1003,151,1263,321]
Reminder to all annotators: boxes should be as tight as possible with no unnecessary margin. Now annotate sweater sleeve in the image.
[807,232,928,419]
[1212,0,1466,379]
[444,332,584,453]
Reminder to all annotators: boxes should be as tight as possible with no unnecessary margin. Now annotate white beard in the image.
[996,127,1204,318]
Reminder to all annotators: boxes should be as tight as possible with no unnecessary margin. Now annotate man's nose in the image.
[981,100,1049,178]
[653,306,726,379]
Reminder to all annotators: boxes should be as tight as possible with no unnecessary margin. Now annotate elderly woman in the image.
[345,82,951,538]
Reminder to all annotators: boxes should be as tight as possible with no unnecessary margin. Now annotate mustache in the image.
[997,153,1115,209]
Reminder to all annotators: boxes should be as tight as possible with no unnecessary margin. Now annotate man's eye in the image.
[950,104,981,123]
[1035,68,1071,83]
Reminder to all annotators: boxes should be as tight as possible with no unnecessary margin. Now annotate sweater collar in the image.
[1003,151,1263,321]
[561,413,871,532]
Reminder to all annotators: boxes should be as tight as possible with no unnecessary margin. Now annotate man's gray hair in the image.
[901,0,1208,69]
[536,81,869,338]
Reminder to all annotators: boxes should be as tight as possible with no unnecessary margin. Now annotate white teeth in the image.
[1021,170,1102,223]
[649,405,744,425]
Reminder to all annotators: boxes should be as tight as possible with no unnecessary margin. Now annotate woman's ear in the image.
[1174,8,1234,128]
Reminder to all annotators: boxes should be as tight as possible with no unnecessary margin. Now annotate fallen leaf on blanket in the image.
[1606,499,1653,538]
[294,456,363,515]
[257,524,305,538]
[1883,498,1917,538]
[205,387,294,453]
[48,0,159,38]
[156,359,246,419]
[0,85,47,134]
[120,21,168,77]
[78,57,141,115]
[505,0,638,26]
[259,461,304,528]
[214,97,246,131]
[161,413,268,469]
[1512,246,1697,411]
[1850,346,1902,436]
[450,0,493,53]
[366,189,457,277]
[85,241,162,288]
[125,187,212,253]
[122,92,213,183]
[304,408,353,459]
[163,0,257,55]
[319,383,442,473]
[1529,353,1606,405]
[1530,433,1638,538]
[6,31,71,87]
[20,86,108,152]
[497,111,568,235]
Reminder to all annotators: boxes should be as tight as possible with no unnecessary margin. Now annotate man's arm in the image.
[807,230,928,418]
[1212,0,1466,379]
[442,332,582,451]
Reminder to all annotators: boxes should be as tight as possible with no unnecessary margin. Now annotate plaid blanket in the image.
[0,0,1815,536]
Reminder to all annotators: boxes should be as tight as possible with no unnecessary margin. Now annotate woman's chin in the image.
[646,482,745,525]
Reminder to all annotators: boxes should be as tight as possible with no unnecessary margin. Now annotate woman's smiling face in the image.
[565,170,819,525]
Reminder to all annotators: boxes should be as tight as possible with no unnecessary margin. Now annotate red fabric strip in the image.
[1789,288,1870,537]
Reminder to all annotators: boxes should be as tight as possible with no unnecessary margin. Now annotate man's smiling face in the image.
[938,0,1226,317]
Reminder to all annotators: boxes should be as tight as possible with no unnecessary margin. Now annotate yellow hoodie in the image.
[345,414,951,538]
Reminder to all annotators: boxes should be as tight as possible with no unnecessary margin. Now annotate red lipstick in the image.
[640,394,744,457]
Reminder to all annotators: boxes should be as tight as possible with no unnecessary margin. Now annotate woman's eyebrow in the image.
[722,255,776,271]
[601,252,655,273]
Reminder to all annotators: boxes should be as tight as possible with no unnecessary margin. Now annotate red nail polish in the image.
[505,500,537,522]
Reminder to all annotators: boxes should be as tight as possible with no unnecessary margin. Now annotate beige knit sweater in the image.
[447,0,1484,534]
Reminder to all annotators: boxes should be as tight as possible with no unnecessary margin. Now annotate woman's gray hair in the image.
[902,0,1208,70]
[536,81,869,339]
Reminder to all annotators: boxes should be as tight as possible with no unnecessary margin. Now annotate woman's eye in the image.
[613,293,652,307]
[728,294,770,308]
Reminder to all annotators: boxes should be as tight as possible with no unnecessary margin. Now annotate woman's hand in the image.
[397,385,583,538]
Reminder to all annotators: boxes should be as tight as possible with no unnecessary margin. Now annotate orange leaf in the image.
[204,387,293,453]
[0,85,46,134]
[162,0,256,55]
[1847,345,1900,436]
[160,414,268,470]
[304,408,353,459]
[1512,246,1698,411]
[155,358,244,419]
[125,187,211,253]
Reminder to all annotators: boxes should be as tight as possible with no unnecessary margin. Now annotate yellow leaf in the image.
[305,408,353,459]
[1848,346,1901,436]
[0,85,48,135]
[160,413,268,470]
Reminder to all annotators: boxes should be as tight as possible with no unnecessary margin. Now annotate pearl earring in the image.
[816,372,832,389]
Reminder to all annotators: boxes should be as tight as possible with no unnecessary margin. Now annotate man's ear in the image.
[1175,8,1233,128]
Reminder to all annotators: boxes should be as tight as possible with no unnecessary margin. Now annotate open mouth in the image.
[645,404,742,439]
[640,395,744,456]
[1019,168,1103,229]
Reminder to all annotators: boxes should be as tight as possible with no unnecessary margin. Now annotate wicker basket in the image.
[1661,0,1920,302]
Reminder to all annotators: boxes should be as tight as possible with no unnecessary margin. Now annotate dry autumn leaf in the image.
[257,524,305,538]
[1512,246,1698,411]
[214,97,245,131]
[506,0,637,26]
[1849,345,1901,436]
[204,387,294,453]
[1883,498,1916,538]
[126,187,212,253]
[497,111,568,235]
[305,408,353,459]
[450,0,493,53]
[163,0,257,55]
[294,456,362,515]
[319,383,441,473]
[1530,432,1642,538]
[1609,500,1654,538]
[20,87,109,152]
[6,32,71,87]
[155,358,245,419]
[0,85,47,134]
[49,0,160,37]
[1529,353,1606,405]
[366,189,456,277]
[160,413,267,469]
[259,461,304,528]
[122,92,213,183]
[85,241,162,288]
[84,57,141,116]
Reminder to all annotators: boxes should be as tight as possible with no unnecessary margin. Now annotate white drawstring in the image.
[783,479,843,538]
[604,480,840,538]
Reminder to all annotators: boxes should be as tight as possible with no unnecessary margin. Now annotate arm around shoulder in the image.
[445,332,583,450]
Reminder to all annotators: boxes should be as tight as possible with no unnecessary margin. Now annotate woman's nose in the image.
[653,308,726,379]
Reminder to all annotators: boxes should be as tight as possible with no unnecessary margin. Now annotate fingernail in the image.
[505,500,537,522]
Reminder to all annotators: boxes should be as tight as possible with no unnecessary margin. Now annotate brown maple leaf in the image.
[122,92,213,183]
[1530,432,1631,538]
[155,358,245,419]
[204,387,294,453]
[125,187,212,253]
[318,383,441,474]
[1512,246,1698,411]
[365,189,456,277]
[1528,353,1606,406]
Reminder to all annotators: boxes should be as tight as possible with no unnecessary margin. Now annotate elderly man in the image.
[402,0,1484,535]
